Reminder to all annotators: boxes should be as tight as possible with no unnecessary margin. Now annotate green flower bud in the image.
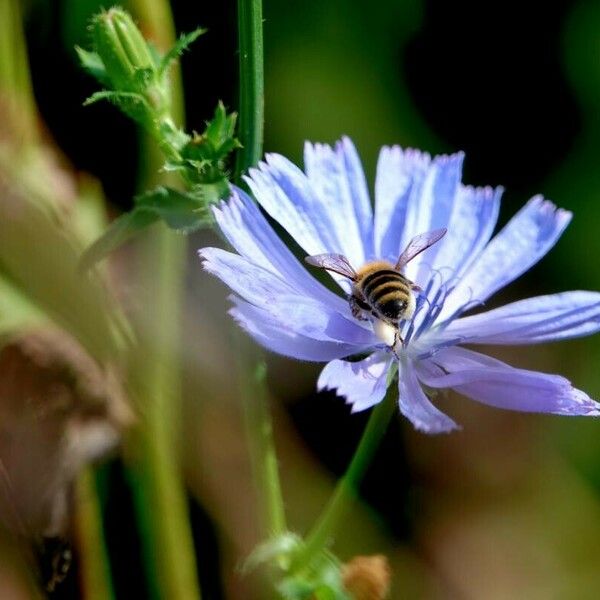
[91,8,155,93]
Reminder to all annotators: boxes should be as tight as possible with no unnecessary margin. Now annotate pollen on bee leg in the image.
[373,319,397,348]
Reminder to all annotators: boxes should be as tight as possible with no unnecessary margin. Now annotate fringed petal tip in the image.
[408,416,462,435]
[197,246,218,268]
[552,387,600,417]
[317,355,390,413]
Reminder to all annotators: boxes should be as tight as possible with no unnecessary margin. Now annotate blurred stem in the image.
[290,389,395,574]
[235,0,264,180]
[2,3,116,598]
[74,468,115,600]
[240,356,287,539]
[123,0,201,598]
[0,0,37,149]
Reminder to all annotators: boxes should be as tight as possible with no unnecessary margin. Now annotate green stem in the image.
[233,0,290,569]
[234,0,286,552]
[240,357,287,539]
[123,0,201,598]
[74,468,116,600]
[235,0,264,179]
[290,389,396,574]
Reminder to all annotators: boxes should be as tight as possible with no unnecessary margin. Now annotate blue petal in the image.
[245,145,369,279]
[417,347,600,416]
[402,153,465,283]
[429,185,501,284]
[374,146,430,262]
[200,248,376,345]
[318,352,391,412]
[304,137,373,260]
[212,189,347,309]
[439,196,572,321]
[374,147,464,280]
[231,299,363,361]
[435,291,600,345]
[398,358,459,433]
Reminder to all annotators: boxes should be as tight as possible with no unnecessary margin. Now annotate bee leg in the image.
[349,295,369,321]
[392,330,404,359]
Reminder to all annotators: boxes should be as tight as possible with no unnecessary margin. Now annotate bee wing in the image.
[305,253,357,280]
[395,228,447,270]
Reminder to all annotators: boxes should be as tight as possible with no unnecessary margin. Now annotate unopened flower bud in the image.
[91,7,155,93]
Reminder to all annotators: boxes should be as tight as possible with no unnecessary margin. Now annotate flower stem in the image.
[290,389,396,574]
[240,357,287,539]
[235,0,264,180]
[233,0,288,564]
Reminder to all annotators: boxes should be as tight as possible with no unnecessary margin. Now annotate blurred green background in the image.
[4,0,600,597]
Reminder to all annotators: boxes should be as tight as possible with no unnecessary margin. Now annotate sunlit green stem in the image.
[235,0,264,179]
[290,389,396,574]
[74,468,115,600]
[123,0,201,598]
[127,232,200,600]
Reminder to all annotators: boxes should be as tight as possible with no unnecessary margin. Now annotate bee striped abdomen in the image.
[356,265,411,322]
[362,270,406,300]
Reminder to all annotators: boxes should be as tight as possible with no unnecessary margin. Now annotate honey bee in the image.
[305,228,447,351]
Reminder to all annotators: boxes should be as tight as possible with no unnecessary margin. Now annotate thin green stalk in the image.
[234,0,286,550]
[240,357,287,539]
[235,0,264,179]
[290,389,396,574]
[123,0,201,597]
[74,468,115,600]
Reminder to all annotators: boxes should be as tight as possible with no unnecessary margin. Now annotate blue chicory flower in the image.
[199,137,600,433]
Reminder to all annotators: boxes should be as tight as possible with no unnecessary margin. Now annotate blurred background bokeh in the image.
[2,0,600,597]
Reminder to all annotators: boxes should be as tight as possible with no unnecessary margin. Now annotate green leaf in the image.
[176,103,241,182]
[205,101,239,151]
[134,186,210,232]
[82,89,154,128]
[158,28,206,79]
[75,46,110,87]
[79,209,159,272]
[80,187,213,270]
